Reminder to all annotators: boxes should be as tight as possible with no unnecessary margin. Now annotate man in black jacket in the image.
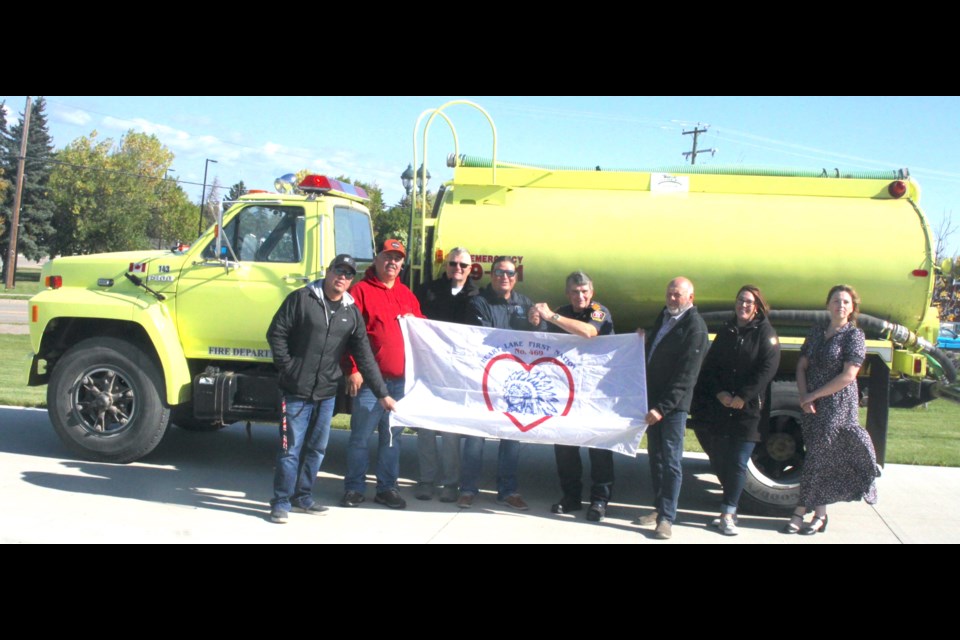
[635,277,709,540]
[530,271,616,522]
[413,247,479,502]
[460,256,545,510]
[265,254,396,524]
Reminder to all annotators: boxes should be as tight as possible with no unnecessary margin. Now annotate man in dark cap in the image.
[266,254,396,524]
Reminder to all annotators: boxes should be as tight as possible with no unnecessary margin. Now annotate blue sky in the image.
[4,95,960,254]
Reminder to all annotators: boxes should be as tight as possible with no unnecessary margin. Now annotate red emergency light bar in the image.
[299,175,369,200]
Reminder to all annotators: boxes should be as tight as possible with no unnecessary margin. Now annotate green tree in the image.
[227,180,247,201]
[49,130,196,256]
[150,175,197,249]
[377,191,436,248]
[0,96,56,282]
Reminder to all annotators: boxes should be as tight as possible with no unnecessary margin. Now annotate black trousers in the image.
[554,444,615,503]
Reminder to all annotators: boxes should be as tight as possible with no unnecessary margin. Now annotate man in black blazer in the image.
[634,277,709,540]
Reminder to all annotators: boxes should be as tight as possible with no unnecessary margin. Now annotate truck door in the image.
[175,203,317,361]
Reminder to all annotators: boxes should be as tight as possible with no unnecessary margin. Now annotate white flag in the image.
[390,317,648,456]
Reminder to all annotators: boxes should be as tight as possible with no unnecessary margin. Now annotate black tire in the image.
[47,337,170,463]
[740,380,804,516]
[170,403,225,432]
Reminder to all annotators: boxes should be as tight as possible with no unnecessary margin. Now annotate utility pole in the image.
[682,124,716,165]
[5,96,32,290]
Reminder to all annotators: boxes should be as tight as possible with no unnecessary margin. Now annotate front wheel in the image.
[47,337,170,463]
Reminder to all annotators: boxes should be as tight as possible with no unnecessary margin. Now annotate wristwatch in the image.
[551,313,561,322]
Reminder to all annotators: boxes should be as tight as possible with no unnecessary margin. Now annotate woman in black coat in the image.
[690,285,781,536]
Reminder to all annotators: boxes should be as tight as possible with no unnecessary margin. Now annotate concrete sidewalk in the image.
[1,406,958,543]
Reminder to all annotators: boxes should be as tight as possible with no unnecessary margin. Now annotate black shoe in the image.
[799,515,828,535]
[340,491,366,508]
[586,500,607,522]
[292,503,329,515]
[375,489,407,510]
[550,497,582,514]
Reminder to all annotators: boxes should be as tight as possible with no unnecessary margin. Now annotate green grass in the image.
[1,267,42,299]
[0,335,46,407]
[869,403,960,467]
[3,332,958,466]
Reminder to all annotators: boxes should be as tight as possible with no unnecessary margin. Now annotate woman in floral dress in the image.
[781,284,879,535]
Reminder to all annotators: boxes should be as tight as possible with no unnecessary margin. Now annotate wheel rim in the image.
[752,411,805,485]
[69,366,138,436]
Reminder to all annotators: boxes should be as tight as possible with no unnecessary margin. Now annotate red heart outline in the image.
[482,353,575,432]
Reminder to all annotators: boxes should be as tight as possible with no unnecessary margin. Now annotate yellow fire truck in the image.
[27,175,375,463]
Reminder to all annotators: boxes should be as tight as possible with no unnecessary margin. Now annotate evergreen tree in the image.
[0,97,56,282]
[227,180,247,201]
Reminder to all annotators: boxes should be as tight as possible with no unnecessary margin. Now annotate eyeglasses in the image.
[493,268,516,278]
[332,268,356,278]
[736,297,756,306]
[448,262,470,270]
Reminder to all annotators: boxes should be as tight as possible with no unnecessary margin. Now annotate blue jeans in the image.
[713,436,756,515]
[646,410,686,523]
[460,436,520,499]
[271,396,336,512]
[344,378,405,494]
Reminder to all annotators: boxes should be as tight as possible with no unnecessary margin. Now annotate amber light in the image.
[31,305,38,322]
[435,249,444,263]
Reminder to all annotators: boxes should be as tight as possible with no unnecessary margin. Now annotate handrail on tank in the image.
[408,100,498,280]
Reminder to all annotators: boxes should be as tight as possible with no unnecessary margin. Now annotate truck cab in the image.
[27,175,375,462]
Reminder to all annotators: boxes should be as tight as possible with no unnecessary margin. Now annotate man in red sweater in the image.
[341,239,425,510]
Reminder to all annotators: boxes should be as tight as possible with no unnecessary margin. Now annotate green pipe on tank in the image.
[450,154,907,180]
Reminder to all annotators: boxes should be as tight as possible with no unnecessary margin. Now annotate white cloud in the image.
[262,142,285,156]
[53,107,92,126]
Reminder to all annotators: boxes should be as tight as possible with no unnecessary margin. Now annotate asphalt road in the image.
[0,299,27,335]
[2,405,957,544]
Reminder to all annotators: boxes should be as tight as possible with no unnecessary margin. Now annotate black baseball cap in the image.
[329,254,357,275]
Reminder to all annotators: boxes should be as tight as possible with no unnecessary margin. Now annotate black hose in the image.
[699,310,957,383]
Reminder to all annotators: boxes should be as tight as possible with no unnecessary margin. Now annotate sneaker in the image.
[340,491,366,508]
[654,520,673,540]
[586,500,607,522]
[633,510,659,526]
[374,489,407,510]
[497,493,529,511]
[292,503,329,515]
[269,509,288,524]
[439,485,459,503]
[718,515,739,536]
[710,514,739,529]
[457,493,475,509]
[415,482,435,501]
[550,496,582,514]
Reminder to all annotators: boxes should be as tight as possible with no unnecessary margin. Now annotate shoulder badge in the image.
[591,308,606,322]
